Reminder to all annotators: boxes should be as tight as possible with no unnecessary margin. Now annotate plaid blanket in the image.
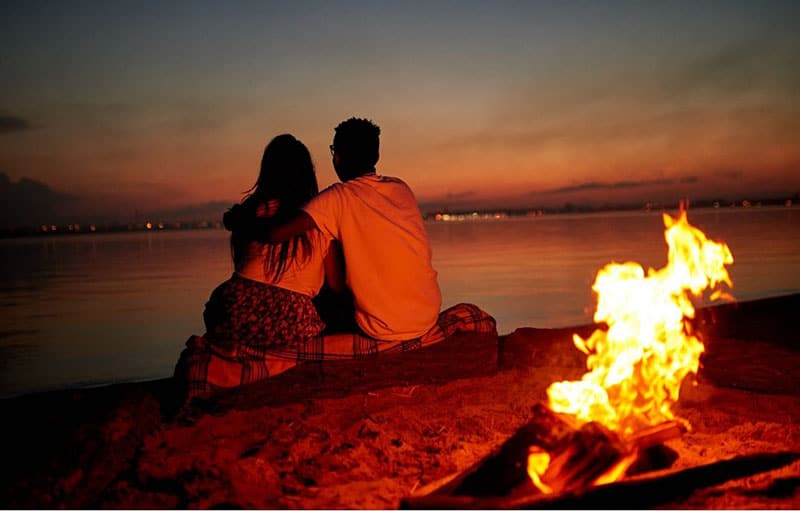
[174,302,497,399]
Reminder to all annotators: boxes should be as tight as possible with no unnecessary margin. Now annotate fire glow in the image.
[529,210,734,491]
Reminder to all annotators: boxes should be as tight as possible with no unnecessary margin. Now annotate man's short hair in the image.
[333,117,380,172]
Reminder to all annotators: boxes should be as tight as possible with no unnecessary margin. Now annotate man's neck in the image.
[342,168,377,182]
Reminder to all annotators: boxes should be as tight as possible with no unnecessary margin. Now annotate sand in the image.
[2,294,799,509]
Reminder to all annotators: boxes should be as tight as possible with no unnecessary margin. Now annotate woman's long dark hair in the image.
[225,134,319,281]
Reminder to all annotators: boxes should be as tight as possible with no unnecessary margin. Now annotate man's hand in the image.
[256,200,280,218]
[264,210,318,243]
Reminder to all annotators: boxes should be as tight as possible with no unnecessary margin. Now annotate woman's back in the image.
[176,133,336,398]
[235,227,329,297]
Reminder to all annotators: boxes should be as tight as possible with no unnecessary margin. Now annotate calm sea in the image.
[1,207,798,398]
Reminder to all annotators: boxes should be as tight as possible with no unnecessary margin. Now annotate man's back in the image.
[304,174,442,340]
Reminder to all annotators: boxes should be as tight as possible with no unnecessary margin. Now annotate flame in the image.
[527,210,733,491]
[591,450,638,486]
[527,447,553,494]
[547,211,732,435]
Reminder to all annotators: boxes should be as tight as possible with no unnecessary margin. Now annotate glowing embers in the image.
[529,210,733,489]
[526,421,638,495]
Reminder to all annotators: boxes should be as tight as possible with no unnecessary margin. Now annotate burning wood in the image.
[531,421,630,494]
[529,411,687,495]
[410,403,684,501]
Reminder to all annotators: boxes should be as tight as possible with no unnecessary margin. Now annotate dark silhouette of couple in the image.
[175,118,496,398]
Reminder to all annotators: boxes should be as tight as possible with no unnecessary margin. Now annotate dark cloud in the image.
[0,115,34,134]
[0,173,76,229]
[445,191,476,200]
[712,169,743,179]
[545,178,674,194]
[0,173,233,228]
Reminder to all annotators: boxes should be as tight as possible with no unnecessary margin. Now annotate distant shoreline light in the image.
[425,197,796,222]
[0,197,795,238]
[12,220,226,238]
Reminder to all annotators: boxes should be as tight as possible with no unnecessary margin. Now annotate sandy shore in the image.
[2,294,799,509]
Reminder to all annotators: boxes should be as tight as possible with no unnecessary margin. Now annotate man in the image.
[267,117,442,341]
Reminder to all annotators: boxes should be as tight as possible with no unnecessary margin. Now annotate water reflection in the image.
[429,211,669,331]
[0,207,797,397]
[0,230,232,397]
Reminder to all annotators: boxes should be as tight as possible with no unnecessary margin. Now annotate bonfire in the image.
[530,209,734,491]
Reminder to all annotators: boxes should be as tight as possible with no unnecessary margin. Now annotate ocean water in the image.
[1,206,798,398]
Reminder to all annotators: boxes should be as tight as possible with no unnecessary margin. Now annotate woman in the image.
[175,134,345,398]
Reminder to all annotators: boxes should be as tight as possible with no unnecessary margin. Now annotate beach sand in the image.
[2,294,799,509]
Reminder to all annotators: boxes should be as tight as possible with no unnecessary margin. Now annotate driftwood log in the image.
[693,292,800,344]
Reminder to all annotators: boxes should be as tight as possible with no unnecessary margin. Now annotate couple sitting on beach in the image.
[175,117,496,398]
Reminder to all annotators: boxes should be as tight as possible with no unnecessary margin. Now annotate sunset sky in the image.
[2,0,799,224]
